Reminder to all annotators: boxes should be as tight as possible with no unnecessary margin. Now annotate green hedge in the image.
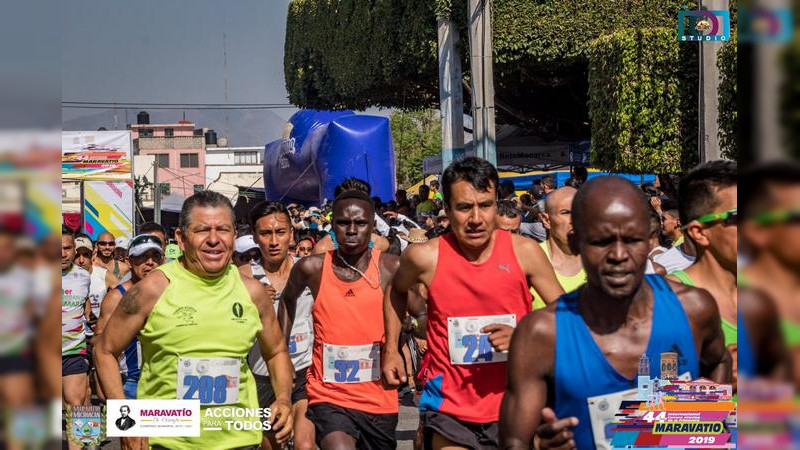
[717,35,737,161]
[587,28,698,173]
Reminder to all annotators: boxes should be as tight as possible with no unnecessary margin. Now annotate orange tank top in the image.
[306,248,398,414]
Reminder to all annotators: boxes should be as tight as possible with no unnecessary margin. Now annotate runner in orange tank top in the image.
[281,187,401,450]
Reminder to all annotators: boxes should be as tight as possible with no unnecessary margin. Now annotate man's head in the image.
[96,231,116,258]
[395,189,408,205]
[430,180,440,192]
[541,175,556,193]
[661,209,681,238]
[73,234,94,272]
[574,167,589,183]
[741,161,800,270]
[678,160,737,272]
[571,177,651,299]
[127,234,164,281]
[496,200,522,234]
[499,180,516,199]
[419,184,431,201]
[442,157,500,250]
[332,190,375,256]
[138,222,167,250]
[176,190,236,278]
[120,405,130,417]
[296,237,314,258]
[529,184,545,202]
[249,201,292,266]
[62,233,76,271]
[334,178,371,197]
[649,208,664,250]
[541,187,577,248]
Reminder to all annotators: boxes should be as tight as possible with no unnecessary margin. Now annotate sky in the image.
[62,0,296,121]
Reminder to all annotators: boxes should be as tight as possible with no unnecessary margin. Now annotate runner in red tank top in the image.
[383,157,565,450]
[282,186,401,450]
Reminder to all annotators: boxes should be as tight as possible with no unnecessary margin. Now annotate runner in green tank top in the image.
[94,191,295,450]
[668,161,737,384]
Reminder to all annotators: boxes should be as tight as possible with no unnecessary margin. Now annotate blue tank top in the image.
[737,309,755,377]
[115,285,142,380]
[554,275,699,449]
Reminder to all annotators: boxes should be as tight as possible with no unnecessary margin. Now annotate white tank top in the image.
[84,266,109,337]
[61,265,91,356]
[0,266,34,355]
[248,258,314,375]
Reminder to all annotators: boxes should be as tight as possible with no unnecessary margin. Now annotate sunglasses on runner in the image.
[238,249,261,262]
[97,240,115,247]
[688,208,738,228]
[752,207,800,226]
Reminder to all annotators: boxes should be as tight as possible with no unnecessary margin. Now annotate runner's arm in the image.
[93,274,163,400]
[674,282,732,383]
[500,311,555,449]
[384,245,425,359]
[94,287,122,336]
[277,256,313,341]
[514,235,565,304]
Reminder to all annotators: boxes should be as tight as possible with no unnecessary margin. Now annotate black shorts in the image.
[0,354,33,375]
[62,355,90,377]
[254,367,309,408]
[421,411,499,450]
[307,402,398,450]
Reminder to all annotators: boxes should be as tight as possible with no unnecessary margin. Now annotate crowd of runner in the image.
[45,156,800,449]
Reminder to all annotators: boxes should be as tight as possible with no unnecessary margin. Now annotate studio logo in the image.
[677,10,730,42]
[738,7,792,43]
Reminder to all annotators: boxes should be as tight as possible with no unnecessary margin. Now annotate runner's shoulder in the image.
[667,278,719,327]
[510,233,543,255]
[379,251,400,272]
[295,253,325,275]
[514,307,557,368]
[131,269,169,302]
[401,237,438,269]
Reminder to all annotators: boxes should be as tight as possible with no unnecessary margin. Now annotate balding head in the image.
[544,187,577,215]
[572,177,648,239]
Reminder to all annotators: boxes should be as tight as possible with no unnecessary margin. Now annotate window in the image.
[139,128,154,137]
[164,128,174,137]
[155,153,170,168]
[234,151,259,165]
[180,153,199,168]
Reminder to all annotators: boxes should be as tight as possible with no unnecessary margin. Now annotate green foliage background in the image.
[587,28,698,173]
[391,109,442,188]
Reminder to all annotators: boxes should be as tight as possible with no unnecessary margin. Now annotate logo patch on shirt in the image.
[230,302,246,323]
[344,289,355,297]
[497,264,510,273]
[174,306,198,327]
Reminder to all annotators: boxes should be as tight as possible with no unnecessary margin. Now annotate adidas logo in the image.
[344,289,356,297]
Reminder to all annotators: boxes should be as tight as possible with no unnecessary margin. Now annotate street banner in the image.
[82,180,134,241]
[62,131,132,181]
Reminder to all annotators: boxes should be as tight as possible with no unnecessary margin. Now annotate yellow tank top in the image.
[137,261,263,449]
[532,241,587,310]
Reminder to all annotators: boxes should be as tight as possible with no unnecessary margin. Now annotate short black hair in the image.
[497,200,520,218]
[334,178,371,197]
[741,161,800,220]
[419,184,430,196]
[179,190,235,233]
[139,221,167,237]
[677,160,737,224]
[441,157,499,206]
[574,166,588,181]
[541,175,556,190]
[249,201,291,230]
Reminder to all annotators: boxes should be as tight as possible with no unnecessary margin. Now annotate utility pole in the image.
[153,159,161,225]
[467,0,497,166]
[697,0,728,162]
[437,12,465,171]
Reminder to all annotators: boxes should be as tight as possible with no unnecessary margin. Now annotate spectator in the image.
[295,236,314,258]
[233,234,260,267]
[573,166,588,184]
[429,180,443,202]
[416,185,438,217]
[496,200,522,234]
[541,175,556,196]
[499,180,517,201]
[661,209,684,248]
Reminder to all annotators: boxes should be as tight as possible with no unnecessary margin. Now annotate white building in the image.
[204,146,264,200]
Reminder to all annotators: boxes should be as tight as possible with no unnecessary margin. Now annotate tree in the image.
[390,109,442,188]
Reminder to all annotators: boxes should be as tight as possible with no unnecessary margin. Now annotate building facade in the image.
[131,120,206,198]
[204,146,264,199]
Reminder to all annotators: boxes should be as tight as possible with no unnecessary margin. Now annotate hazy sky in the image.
[62,0,295,121]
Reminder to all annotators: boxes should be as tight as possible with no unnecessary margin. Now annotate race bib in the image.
[177,357,240,405]
[288,321,312,357]
[322,343,381,383]
[448,314,516,365]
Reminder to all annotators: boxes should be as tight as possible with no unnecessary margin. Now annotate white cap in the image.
[128,234,165,257]
[234,235,258,254]
[115,237,130,250]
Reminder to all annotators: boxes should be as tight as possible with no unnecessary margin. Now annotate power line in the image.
[62,101,294,106]
[63,105,297,110]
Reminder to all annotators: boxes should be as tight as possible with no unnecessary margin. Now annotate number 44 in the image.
[642,411,667,422]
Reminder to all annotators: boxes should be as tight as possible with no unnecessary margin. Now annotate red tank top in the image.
[306,248,398,414]
[421,230,532,423]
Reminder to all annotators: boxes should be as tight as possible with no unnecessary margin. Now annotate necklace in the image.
[335,250,380,290]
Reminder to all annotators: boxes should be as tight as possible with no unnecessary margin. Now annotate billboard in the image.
[82,180,134,241]
[62,131,132,181]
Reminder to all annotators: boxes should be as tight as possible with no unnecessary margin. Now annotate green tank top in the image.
[532,241,587,310]
[137,261,263,449]
[671,270,737,347]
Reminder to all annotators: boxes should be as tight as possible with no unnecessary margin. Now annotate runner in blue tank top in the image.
[737,287,791,380]
[500,176,732,450]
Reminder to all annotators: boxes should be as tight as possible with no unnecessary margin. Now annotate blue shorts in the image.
[121,373,139,400]
[62,355,89,376]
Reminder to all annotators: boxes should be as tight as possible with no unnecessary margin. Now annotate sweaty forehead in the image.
[189,206,234,226]
[450,180,496,203]
[333,198,372,218]
[576,179,648,231]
